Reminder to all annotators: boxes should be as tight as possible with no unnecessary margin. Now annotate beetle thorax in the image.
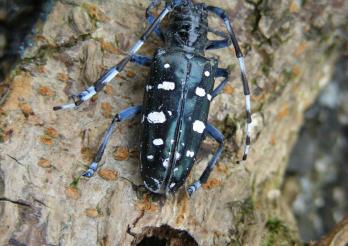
[165,2,208,54]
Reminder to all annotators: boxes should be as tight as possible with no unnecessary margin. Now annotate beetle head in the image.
[165,2,208,53]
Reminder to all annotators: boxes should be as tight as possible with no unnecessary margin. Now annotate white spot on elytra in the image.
[164,63,170,69]
[145,85,153,91]
[171,139,174,144]
[174,167,178,172]
[153,138,164,146]
[207,94,212,101]
[147,111,166,123]
[186,150,194,157]
[167,111,172,116]
[193,120,205,133]
[147,155,154,160]
[204,71,210,77]
[175,152,181,160]
[158,81,175,90]
[163,158,169,168]
[195,87,206,97]
[170,183,175,188]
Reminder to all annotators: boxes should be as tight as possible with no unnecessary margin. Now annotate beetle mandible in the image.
[53,0,252,196]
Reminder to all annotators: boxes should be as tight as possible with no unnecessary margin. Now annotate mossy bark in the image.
[0,0,347,245]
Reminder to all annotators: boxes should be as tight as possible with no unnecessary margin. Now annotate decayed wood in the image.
[0,0,347,245]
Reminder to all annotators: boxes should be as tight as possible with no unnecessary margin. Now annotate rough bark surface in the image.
[0,0,347,245]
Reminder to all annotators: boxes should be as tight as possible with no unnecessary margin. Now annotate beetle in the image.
[53,0,251,196]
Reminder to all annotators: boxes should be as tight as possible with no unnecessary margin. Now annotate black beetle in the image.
[54,0,251,196]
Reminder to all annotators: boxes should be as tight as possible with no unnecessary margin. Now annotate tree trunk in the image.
[0,0,347,245]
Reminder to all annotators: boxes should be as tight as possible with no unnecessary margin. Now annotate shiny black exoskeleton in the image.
[54,0,251,196]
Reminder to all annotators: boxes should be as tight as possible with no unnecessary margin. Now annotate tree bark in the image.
[0,0,347,245]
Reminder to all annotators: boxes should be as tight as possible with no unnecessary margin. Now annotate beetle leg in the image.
[82,105,142,178]
[211,68,229,98]
[206,39,231,50]
[130,54,152,67]
[206,27,231,50]
[53,4,173,111]
[187,123,224,196]
[207,5,252,161]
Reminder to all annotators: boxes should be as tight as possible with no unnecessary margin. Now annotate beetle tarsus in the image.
[82,170,94,178]
[187,187,194,197]
[187,181,201,196]
[52,103,76,111]
[82,162,98,177]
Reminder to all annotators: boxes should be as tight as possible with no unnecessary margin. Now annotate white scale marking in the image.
[146,85,153,91]
[190,181,201,192]
[193,120,205,133]
[60,103,76,110]
[195,87,206,97]
[175,152,181,160]
[167,111,172,116]
[130,40,144,54]
[103,69,119,84]
[147,111,166,123]
[157,81,175,90]
[245,95,251,111]
[238,57,246,73]
[90,162,97,170]
[153,138,164,146]
[207,94,212,101]
[170,183,175,188]
[244,145,250,155]
[204,71,210,77]
[246,123,252,135]
[147,155,154,160]
[163,158,169,168]
[81,86,96,101]
[186,150,194,157]
[164,63,170,69]
[174,167,178,172]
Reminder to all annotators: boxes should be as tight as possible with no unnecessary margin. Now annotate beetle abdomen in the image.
[140,48,218,194]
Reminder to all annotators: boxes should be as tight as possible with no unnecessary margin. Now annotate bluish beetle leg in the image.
[53,3,173,111]
[83,105,142,178]
[130,54,152,67]
[206,27,231,50]
[206,39,230,50]
[187,123,224,196]
[146,0,165,41]
[211,68,229,98]
[207,5,252,161]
